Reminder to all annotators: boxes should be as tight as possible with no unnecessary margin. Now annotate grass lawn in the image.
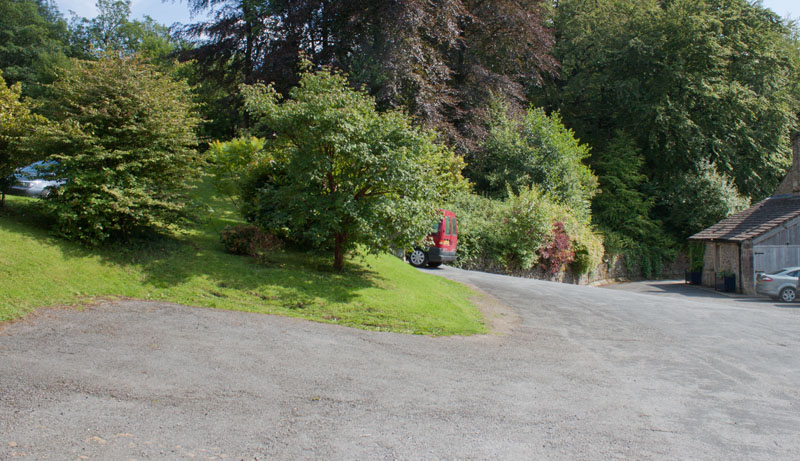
[0,182,486,335]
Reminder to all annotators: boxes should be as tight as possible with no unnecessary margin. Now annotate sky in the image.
[54,0,799,28]
[55,0,201,26]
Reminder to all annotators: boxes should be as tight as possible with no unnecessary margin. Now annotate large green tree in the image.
[0,0,71,94]
[36,55,201,244]
[540,0,800,238]
[240,64,466,270]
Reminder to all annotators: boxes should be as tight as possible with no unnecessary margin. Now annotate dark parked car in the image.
[407,210,458,268]
[6,161,63,198]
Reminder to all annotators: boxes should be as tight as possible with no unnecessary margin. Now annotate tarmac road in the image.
[1,266,799,459]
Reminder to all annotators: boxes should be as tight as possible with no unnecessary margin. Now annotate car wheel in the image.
[408,248,428,268]
[427,262,442,268]
[779,287,796,303]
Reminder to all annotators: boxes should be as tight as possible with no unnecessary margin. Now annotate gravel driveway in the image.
[1,266,799,459]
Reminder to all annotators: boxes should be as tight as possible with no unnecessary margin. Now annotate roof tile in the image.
[689,195,800,242]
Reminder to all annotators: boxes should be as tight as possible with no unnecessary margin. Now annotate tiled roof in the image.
[689,194,800,242]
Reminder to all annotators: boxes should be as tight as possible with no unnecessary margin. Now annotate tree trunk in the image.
[333,231,346,271]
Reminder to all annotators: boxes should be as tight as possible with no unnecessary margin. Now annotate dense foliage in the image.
[2,0,800,280]
[239,64,466,270]
[467,98,597,215]
[207,136,265,208]
[447,188,603,275]
[36,55,201,244]
[540,0,800,242]
[220,224,283,257]
[0,0,71,94]
[179,0,557,148]
[0,71,48,206]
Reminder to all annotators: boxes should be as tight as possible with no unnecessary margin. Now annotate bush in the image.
[538,221,574,275]
[220,224,283,257]
[446,190,503,269]
[36,55,200,245]
[0,71,48,207]
[207,136,266,207]
[498,186,556,270]
[449,186,604,275]
[466,98,597,216]
[564,217,604,275]
[688,241,705,272]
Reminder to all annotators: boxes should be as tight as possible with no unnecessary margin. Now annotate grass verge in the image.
[0,183,486,335]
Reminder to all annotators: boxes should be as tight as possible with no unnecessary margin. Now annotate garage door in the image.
[753,245,800,273]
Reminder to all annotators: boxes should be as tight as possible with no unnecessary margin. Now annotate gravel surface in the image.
[1,267,799,459]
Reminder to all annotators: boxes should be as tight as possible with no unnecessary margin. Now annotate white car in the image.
[756,267,800,302]
[7,161,63,198]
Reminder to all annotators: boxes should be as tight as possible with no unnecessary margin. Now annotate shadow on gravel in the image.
[617,280,798,308]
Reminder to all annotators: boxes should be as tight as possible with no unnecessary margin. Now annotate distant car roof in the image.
[16,160,57,178]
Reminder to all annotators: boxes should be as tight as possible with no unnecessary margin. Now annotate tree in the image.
[240,64,466,270]
[69,0,177,61]
[661,161,750,239]
[0,70,47,207]
[539,0,800,238]
[591,131,659,241]
[0,0,71,94]
[179,0,557,147]
[466,98,597,217]
[36,55,201,244]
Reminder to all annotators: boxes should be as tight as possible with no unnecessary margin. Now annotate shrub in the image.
[36,55,201,244]
[466,98,597,216]
[688,241,705,272]
[563,214,604,276]
[207,136,266,207]
[498,186,555,270]
[449,186,604,275]
[220,224,283,257]
[0,71,48,207]
[446,190,504,269]
[538,221,574,275]
[662,160,750,239]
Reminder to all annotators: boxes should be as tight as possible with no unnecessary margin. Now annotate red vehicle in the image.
[408,210,458,268]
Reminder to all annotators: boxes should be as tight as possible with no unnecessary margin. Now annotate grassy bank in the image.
[0,184,486,335]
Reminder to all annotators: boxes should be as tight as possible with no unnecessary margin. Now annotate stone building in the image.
[689,134,800,294]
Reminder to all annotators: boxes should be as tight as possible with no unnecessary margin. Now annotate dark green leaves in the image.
[36,55,201,244]
[240,65,465,270]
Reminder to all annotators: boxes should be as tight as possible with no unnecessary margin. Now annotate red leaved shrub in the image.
[538,221,574,275]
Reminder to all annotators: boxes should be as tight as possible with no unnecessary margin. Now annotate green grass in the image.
[0,182,486,335]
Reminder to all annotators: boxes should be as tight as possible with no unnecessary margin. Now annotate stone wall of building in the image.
[701,241,744,292]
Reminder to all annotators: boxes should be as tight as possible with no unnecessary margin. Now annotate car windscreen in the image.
[16,161,56,179]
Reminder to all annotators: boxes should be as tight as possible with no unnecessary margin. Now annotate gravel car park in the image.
[2,270,799,459]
